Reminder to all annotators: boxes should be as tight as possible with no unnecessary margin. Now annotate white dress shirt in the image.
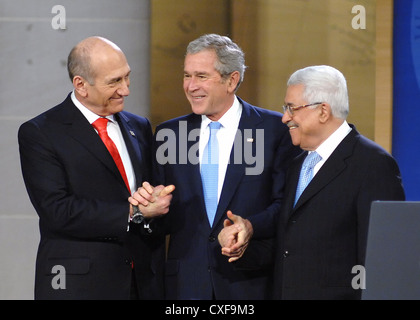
[71,91,136,194]
[312,120,352,176]
[199,96,242,201]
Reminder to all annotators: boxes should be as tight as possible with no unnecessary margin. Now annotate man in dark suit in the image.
[18,36,172,299]
[219,65,406,299]
[129,34,300,299]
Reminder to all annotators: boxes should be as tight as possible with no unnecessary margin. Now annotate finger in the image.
[159,184,175,197]
[228,256,241,263]
[218,232,237,248]
[142,181,154,194]
[223,218,233,228]
[139,187,155,203]
[218,224,240,241]
[222,246,241,255]
[226,210,241,223]
[227,245,247,263]
[236,223,252,245]
[128,196,139,206]
[228,239,247,252]
[153,185,165,196]
[133,191,151,206]
[221,247,239,256]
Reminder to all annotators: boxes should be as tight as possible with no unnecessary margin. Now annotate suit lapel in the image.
[62,98,131,192]
[213,101,263,228]
[115,112,144,187]
[186,115,209,223]
[292,129,357,211]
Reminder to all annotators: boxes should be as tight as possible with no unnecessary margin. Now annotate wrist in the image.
[131,206,145,224]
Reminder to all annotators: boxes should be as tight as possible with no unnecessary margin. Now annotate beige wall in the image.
[0,0,151,300]
[150,0,230,128]
[151,0,392,151]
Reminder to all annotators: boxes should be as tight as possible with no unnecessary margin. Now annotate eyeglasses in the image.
[282,102,322,116]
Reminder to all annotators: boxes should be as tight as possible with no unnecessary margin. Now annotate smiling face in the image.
[73,39,131,116]
[183,49,239,121]
[282,84,324,151]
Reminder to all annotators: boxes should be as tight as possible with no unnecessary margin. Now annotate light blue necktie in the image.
[294,151,322,206]
[201,121,222,226]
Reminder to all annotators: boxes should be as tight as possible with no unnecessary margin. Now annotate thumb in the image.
[226,210,239,223]
[159,184,175,197]
[223,218,233,228]
[141,181,154,194]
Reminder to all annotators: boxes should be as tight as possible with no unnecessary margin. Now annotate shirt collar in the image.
[201,96,242,129]
[315,121,352,160]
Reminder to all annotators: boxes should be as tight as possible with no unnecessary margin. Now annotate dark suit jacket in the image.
[18,93,165,299]
[272,125,405,300]
[153,97,301,300]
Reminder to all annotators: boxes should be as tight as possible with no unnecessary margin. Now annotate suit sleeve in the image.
[232,238,275,271]
[18,120,130,241]
[247,128,301,238]
[356,147,405,264]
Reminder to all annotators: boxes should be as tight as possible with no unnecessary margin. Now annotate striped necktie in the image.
[294,151,322,206]
[201,121,222,226]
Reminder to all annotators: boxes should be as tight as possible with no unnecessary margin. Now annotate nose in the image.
[117,78,130,96]
[282,111,291,124]
[184,76,199,92]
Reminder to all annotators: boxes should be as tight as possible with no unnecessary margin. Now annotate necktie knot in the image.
[92,117,109,133]
[302,151,322,170]
[294,151,322,206]
[209,121,222,131]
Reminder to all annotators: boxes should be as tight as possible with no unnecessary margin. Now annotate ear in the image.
[227,71,240,93]
[73,76,89,98]
[318,102,332,123]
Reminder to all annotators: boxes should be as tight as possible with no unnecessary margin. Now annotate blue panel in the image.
[393,0,420,200]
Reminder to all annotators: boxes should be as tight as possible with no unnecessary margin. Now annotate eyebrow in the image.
[107,70,131,84]
[184,70,210,75]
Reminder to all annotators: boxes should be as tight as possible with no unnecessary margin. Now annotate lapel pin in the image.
[247,138,254,143]
[130,130,136,137]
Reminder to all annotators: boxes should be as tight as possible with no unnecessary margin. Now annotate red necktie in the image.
[92,118,130,193]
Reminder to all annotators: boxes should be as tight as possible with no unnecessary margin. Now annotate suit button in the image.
[283,250,289,258]
[209,236,216,242]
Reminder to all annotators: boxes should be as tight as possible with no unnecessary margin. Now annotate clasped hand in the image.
[218,210,253,263]
[128,181,175,219]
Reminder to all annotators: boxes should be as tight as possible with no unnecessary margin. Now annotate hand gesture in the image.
[218,210,253,262]
[128,181,175,219]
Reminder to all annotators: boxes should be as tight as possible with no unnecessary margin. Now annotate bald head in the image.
[67,36,125,85]
[68,36,131,116]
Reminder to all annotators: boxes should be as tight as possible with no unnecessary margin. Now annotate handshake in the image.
[128,181,175,220]
[128,181,253,262]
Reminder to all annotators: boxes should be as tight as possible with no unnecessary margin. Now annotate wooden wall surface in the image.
[151,0,392,151]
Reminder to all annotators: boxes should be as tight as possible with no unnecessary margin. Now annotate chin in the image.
[191,106,206,115]
[109,100,125,112]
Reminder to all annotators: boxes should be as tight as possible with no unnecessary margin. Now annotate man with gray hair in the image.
[219,65,405,299]
[129,34,300,299]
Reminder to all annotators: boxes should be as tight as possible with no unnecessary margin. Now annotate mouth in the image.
[190,95,206,100]
[288,123,298,130]
[110,97,124,103]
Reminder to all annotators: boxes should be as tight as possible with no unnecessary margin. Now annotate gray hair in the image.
[67,43,95,85]
[186,34,246,91]
[287,65,349,119]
